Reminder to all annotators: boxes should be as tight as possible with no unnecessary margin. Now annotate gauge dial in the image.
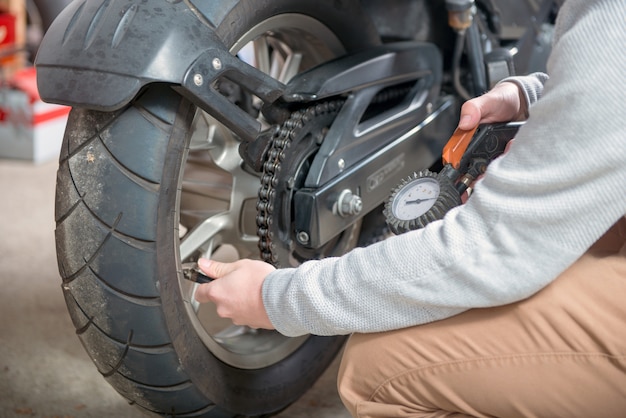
[384,170,462,234]
[391,177,440,220]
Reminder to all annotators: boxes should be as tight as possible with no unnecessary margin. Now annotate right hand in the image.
[457,81,526,131]
[194,258,275,330]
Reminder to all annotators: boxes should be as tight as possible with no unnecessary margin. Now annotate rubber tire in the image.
[55,2,380,417]
[31,0,72,30]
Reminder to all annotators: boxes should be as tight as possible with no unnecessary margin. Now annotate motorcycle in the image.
[35,0,559,416]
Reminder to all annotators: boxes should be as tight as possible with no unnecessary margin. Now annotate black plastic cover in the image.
[35,0,223,110]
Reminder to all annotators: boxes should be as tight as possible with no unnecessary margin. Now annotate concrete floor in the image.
[0,159,350,418]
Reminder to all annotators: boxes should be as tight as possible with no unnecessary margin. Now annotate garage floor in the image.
[0,159,351,418]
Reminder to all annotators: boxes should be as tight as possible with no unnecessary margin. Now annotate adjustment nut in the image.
[336,189,363,218]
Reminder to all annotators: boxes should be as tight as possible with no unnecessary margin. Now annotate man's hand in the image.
[457,81,525,201]
[458,81,526,131]
[194,258,276,330]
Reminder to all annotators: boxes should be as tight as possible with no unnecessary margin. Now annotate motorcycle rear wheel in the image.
[55,2,379,417]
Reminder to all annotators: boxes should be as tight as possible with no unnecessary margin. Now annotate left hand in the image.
[194,258,276,329]
[457,81,527,131]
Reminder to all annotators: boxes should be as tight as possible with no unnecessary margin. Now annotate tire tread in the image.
[57,87,212,415]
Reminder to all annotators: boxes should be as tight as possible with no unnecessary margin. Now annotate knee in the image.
[339,332,395,416]
[338,331,445,418]
[337,334,373,416]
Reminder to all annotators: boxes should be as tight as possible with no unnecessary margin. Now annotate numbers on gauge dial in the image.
[392,177,440,221]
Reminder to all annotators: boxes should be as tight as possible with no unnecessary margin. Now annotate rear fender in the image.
[36,0,219,109]
[34,0,284,141]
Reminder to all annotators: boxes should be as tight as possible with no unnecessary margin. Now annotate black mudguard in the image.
[35,0,289,141]
[35,0,221,110]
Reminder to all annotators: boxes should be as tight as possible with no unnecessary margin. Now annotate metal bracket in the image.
[175,48,286,142]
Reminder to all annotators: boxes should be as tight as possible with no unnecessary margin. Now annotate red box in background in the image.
[0,13,16,46]
[0,67,71,163]
[0,12,17,62]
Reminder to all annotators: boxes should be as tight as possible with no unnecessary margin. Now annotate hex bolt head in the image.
[297,231,310,244]
[212,58,223,71]
[193,74,204,86]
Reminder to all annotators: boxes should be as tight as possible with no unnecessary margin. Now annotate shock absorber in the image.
[445,0,488,97]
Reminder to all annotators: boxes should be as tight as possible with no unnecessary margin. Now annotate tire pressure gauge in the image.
[384,170,462,234]
[384,122,522,235]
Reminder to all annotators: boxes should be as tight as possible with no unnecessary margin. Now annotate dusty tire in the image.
[55,2,380,417]
[31,0,71,30]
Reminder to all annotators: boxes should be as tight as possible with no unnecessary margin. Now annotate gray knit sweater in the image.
[262,0,626,337]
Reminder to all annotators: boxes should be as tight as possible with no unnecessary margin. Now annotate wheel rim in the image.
[176,14,346,369]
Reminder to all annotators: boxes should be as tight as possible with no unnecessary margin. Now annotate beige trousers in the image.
[338,218,626,418]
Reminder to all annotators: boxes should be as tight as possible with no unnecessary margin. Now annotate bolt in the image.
[427,102,433,114]
[297,231,310,244]
[337,189,363,217]
[212,57,223,71]
[338,158,346,171]
[193,74,204,86]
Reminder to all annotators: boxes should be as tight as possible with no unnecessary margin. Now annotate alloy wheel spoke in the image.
[179,212,230,261]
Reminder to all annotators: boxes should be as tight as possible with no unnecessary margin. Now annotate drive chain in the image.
[256,100,343,265]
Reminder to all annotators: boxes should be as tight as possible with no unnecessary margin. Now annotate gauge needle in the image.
[405,197,436,205]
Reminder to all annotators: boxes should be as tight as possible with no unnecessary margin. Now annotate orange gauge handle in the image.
[442,125,479,169]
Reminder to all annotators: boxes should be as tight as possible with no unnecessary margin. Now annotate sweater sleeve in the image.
[262,0,626,337]
[500,72,550,117]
